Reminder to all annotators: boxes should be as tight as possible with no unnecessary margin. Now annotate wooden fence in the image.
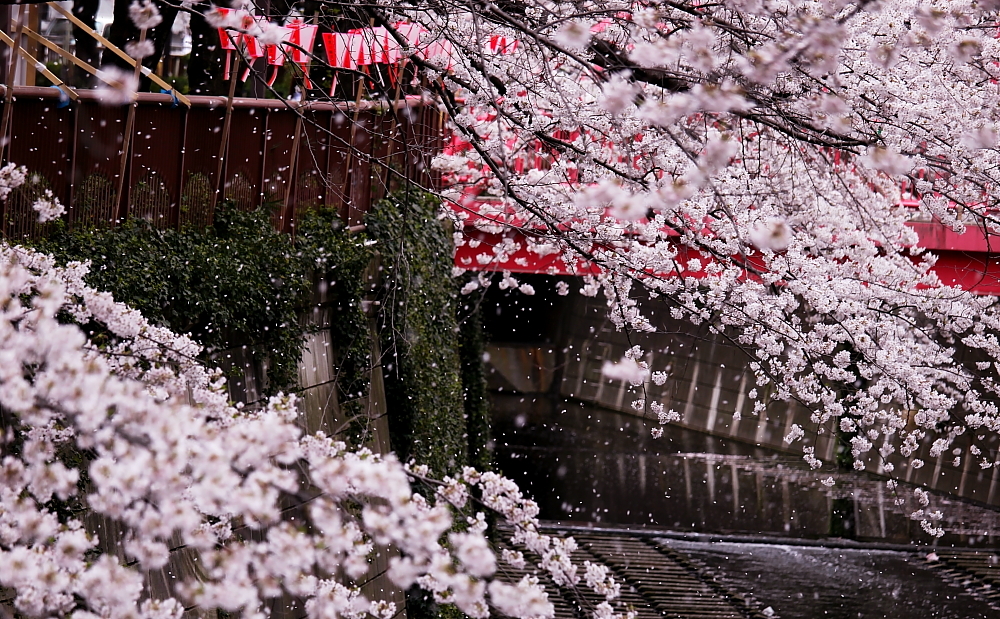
[0,86,445,239]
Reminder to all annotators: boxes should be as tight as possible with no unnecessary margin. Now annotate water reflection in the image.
[493,395,1000,546]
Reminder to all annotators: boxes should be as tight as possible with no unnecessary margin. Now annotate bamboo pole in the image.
[0,29,78,101]
[47,2,191,107]
[23,5,37,87]
[22,27,99,78]
[282,110,303,231]
[340,75,366,221]
[213,46,241,209]
[114,28,148,220]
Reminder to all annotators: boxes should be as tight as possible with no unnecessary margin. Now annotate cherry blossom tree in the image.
[434,20,997,428]
[0,235,633,619]
[7,9,1000,604]
[270,0,1000,532]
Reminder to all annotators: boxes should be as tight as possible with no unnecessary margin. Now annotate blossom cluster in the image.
[0,239,629,619]
[418,0,1000,502]
[0,165,65,222]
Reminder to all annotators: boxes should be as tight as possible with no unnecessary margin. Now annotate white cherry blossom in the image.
[0,228,628,619]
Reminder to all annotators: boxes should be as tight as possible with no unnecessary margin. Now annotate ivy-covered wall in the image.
[459,299,492,473]
[366,190,487,619]
[367,192,480,478]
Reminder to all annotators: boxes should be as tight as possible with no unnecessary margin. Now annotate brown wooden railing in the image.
[0,86,445,239]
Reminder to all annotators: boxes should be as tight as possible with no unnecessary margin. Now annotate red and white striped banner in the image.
[218,16,518,91]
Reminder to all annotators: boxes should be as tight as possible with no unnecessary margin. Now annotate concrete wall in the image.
[484,281,1000,509]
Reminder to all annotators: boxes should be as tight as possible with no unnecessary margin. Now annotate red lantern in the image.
[285,20,318,89]
[322,32,360,95]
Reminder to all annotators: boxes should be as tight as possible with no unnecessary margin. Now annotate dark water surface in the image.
[492,394,1000,618]
[493,395,1000,543]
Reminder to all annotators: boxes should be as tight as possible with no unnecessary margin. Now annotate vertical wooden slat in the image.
[348,110,372,226]
[131,100,184,227]
[175,105,189,229]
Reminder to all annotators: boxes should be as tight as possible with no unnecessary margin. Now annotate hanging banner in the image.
[213,16,465,89]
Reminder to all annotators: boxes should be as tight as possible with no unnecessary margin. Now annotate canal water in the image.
[492,394,1000,618]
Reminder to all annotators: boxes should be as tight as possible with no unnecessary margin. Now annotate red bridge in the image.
[453,207,1000,295]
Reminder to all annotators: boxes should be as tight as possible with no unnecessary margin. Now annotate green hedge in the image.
[34,206,372,395]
